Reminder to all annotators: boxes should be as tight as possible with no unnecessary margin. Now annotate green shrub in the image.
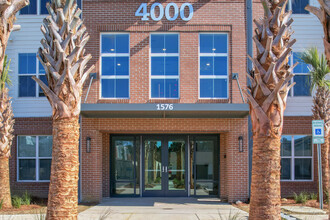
[22,191,31,205]
[12,196,22,208]
[310,193,317,200]
[293,192,308,204]
[0,199,3,210]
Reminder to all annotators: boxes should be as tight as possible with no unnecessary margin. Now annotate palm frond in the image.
[300,47,330,90]
[0,55,12,91]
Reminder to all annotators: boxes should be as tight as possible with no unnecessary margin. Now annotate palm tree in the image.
[301,48,330,202]
[0,56,14,209]
[0,0,29,209]
[305,1,330,64]
[32,0,94,218]
[244,0,296,218]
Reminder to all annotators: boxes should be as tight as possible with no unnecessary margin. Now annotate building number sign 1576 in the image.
[135,3,194,21]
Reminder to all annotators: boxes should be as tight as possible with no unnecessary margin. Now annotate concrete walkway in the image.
[78,197,249,220]
[282,206,328,220]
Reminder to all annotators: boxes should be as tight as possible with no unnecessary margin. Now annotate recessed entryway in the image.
[110,135,220,197]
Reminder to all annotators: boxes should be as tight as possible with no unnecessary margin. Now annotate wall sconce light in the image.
[238,136,243,152]
[86,137,91,153]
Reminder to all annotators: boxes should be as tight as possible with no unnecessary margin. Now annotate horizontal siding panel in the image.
[285,5,323,115]
[7,16,52,117]
[285,98,313,116]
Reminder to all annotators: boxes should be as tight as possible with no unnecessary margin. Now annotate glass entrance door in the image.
[142,136,188,196]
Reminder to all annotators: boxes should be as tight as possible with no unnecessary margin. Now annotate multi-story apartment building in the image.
[6,0,323,203]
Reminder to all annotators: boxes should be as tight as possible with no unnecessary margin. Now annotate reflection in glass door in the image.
[144,140,162,191]
[190,136,219,196]
[168,140,185,191]
[142,136,188,196]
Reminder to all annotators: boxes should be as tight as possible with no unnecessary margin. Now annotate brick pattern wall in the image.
[8,0,316,202]
[78,0,250,203]
[10,117,52,198]
[81,117,249,203]
[81,0,247,104]
[281,116,317,197]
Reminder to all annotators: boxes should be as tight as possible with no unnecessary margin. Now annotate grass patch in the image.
[22,191,31,205]
[12,196,22,209]
[310,193,317,200]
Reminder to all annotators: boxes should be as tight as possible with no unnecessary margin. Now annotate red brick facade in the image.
[281,116,318,197]
[10,118,52,198]
[8,0,318,203]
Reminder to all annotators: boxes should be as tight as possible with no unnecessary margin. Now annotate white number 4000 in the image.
[135,3,194,22]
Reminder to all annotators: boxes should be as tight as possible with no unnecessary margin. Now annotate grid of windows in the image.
[17,136,52,182]
[101,33,130,99]
[199,33,228,99]
[290,52,311,97]
[18,53,48,98]
[150,34,179,99]
[280,135,313,181]
[20,0,82,15]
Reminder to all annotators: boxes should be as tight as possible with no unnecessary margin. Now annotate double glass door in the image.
[143,136,187,196]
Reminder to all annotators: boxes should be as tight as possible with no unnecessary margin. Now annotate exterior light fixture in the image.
[238,136,243,152]
[86,137,91,153]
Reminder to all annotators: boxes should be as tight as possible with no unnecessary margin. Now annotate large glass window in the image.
[289,52,311,97]
[280,135,313,181]
[18,53,48,98]
[199,33,228,99]
[150,34,179,99]
[20,0,82,15]
[110,136,140,196]
[190,136,219,196]
[101,34,130,98]
[287,0,309,14]
[17,136,52,181]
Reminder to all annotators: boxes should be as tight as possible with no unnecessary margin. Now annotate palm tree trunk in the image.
[0,156,11,209]
[321,134,330,202]
[250,136,281,219]
[46,117,79,219]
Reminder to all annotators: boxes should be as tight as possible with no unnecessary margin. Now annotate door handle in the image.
[165,166,168,173]
[162,166,165,173]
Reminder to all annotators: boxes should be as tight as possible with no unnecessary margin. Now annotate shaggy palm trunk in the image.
[0,0,29,209]
[250,137,281,218]
[0,157,11,208]
[47,117,79,218]
[321,136,330,201]
[246,0,296,219]
[313,86,330,202]
[33,0,94,218]
[0,88,14,209]
[306,3,330,209]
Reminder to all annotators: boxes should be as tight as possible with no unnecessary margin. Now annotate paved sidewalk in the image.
[78,197,248,220]
[282,206,328,220]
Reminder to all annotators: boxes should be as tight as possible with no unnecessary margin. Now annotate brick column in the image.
[226,119,249,203]
[81,127,103,203]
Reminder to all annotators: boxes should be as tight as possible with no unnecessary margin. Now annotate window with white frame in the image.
[287,0,309,14]
[17,136,52,181]
[18,53,48,98]
[150,33,179,99]
[289,52,311,97]
[20,0,81,15]
[199,33,228,99]
[101,33,130,99]
[280,135,313,181]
